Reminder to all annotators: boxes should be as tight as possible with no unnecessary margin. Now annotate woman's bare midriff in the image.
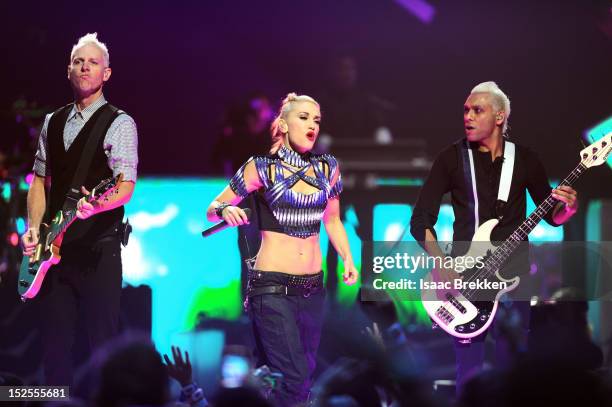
[254,231,322,275]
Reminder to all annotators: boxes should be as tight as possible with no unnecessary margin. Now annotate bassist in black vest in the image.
[21,33,138,386]
[410,82,578,395]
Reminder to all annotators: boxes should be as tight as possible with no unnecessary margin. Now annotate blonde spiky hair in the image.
[70,33,110,67]
[471,81,511,137]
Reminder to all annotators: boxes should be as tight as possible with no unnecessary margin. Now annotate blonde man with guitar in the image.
[410,81,578,395]
[20,33,138,386]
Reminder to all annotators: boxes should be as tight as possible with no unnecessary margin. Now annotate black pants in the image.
[248,271,325,407]
[36,237,123,386]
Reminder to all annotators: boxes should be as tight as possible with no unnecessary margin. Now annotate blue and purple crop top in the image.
[229,145,343,238]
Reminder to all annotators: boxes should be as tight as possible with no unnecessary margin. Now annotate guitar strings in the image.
[433,159,588,326]
[433,137,609,331]
[463,163,585,299]
[461,157,590,300]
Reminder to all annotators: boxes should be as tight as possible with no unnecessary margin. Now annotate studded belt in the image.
[246,270,323,299]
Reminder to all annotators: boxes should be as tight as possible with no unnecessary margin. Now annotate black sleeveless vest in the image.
[46,103,124,246]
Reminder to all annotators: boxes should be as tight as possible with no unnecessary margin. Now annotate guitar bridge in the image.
[446,293,467,314]
[435,306,454,324]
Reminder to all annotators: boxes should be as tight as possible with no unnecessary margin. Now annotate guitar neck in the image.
[487,161,587,270]
[47,209,78,244]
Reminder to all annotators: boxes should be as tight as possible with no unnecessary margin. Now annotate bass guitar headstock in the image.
[580,132,611,168]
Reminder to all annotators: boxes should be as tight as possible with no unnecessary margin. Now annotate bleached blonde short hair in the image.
[70,33,110,67]
[471,81,511,136]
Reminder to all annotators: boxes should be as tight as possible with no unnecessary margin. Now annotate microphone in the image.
[202,208,251,238]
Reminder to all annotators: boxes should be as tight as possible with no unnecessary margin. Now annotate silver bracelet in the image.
[215,202,231,218]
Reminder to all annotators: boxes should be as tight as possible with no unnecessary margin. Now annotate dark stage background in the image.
[2,0,611,184]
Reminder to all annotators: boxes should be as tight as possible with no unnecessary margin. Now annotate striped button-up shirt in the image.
[33,94,138,182]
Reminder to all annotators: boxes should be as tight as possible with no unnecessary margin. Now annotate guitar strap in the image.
[62,103,122,211]
[497,141,515,203]
[458,140,479,236]
[460,138,515,234]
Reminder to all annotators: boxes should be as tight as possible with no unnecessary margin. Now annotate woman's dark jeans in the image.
[247,271,325,406]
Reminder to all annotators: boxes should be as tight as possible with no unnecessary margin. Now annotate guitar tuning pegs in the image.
[583,153,588,159]
[593,147,598,153]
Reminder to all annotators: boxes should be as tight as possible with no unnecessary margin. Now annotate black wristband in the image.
[215,202,231,218]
